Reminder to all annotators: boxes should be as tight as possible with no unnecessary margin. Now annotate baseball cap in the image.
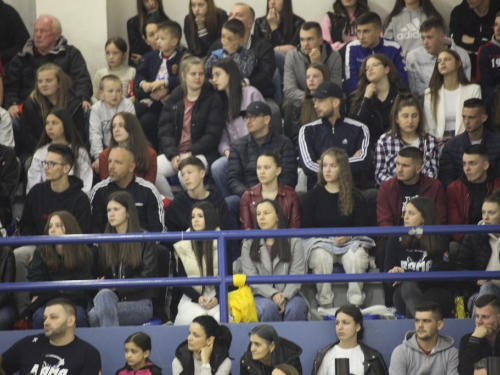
[307,81,343,99]
[239,101,272,117]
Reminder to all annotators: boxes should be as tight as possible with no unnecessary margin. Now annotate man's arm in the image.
[389,345,408,375]
[145,187,165,232]
[79,344,102,375]
[248,39,276,97]
[348,122,370,173]
[278,136,298,189]
[90,186,106,234]
[227,145,248,196]
[345,43,359,93]
[298,125,319,177]
[283,51,305,100]
[392,46,408,88]
[67,46,93,102]
[458,334,485,375]
[377,182,396,227]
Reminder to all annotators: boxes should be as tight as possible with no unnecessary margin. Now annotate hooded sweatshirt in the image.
[389,331,459,375]
[384,7,429,53]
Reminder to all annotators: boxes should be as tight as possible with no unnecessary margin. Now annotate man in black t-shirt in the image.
[2,298,101,375]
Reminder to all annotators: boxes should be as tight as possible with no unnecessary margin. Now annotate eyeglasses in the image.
[244,114,266,121]
[365,62,382,72]
[41,160,65,169]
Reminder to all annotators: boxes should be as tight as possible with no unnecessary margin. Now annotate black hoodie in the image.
[460,166,499,225]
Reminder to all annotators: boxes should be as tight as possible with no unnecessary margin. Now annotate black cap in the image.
[307,81,343,99]
[239,101,272,117]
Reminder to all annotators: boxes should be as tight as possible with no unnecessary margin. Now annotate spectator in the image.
[184,0,228,58]
[406,17,471,102]
[1,298,101,375]
[89,191,158,327]
[424,49,481,144]
[301,148,371,312]
[375,93,438,186]
[139,21,160,65]
[0,0,29,67]
[240,325,302,375]
[0,145,19,231]
[389,301,459,375]
[173,315,232,374]
[345,12,408,94]
[99,112,157,184]
[27,211,92,329]
[274,364,300,375]
[116,332,162,375]
[312,305,388,375]
[298,81,370,189]
[477,11,500,109]
[385,197,454,318]
[210,58,264,198]
[241,199,308,322]
[458,295,500,375]
[473,359,488,375]
[350,54,408,149]
[240,152,300,230]
[89,75,135,173]
[127,0,169,67]
[0,246,15,331]
[440,98,500,189]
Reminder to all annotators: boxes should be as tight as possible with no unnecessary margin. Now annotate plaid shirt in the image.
[375,132,439,186]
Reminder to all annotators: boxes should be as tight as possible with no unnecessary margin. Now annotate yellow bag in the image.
[453,296,468,319]
[228,274,258,323]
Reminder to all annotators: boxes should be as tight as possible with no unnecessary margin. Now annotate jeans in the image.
[33,305,89,329]
[0,304,17,330]
[88,289,153,327]
[393,281,454,318]
[255,295,308,322]
[13,245,36,314]
[479,282,500,300]
[211,156,230,198]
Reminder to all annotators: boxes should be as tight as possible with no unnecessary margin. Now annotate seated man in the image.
[477,11,500,109]
[389,301,459,375]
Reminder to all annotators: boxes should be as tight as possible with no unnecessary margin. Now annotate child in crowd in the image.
[91,37,136,104]
[89,75,135,173]
[115,332,162,375]
[205,19,255,79]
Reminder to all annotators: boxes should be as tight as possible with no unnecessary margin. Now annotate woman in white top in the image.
[424,49,481,147]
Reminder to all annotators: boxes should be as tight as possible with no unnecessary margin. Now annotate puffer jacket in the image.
[254,13,305,47]
[0,247,15,309]
[175,339,230,375]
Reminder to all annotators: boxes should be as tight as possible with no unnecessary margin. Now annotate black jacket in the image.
[184,10,228,58]
[158,83,224,166]
[0,0,30,66]
[0,145,19,228]
[228,130,297,196]
[240,337,302,375]
[458,332,500,375]
[175,339,230,375]
[254,14,305,47]
[0,247,15,309]
[311,341,388,375]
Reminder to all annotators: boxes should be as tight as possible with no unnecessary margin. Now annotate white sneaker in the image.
[318,306,339,316]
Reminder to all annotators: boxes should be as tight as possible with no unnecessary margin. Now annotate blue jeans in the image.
[254,295,308,322]
[211,156,230,198]
[88,289,153,327]
[0,304,17,330]
[33,305,89,329]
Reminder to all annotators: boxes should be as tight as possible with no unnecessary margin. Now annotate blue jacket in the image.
[205,46,256,79]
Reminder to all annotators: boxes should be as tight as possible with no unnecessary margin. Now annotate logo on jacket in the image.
[401,249,432,272]
[342,138,348,145]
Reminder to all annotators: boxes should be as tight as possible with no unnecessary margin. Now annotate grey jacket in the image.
[389,331,459,375]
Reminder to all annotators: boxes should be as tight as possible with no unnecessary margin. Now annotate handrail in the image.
[2,224,500,323]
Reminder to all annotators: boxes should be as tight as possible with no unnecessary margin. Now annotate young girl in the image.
[185,0,228,58]
[172,315,232,375]
[210,58,264,198]
[375,93,438,186]
[424,49,481,144]
[240,152,300,230]
[173,202,221,325]
[0,246,15,330]
[99,112,157,183]
[241,199,307,322]
[311,305,388,375]
[385,197,454,318]
[26,107,92,195]
[89,191,158,327]
[27,211,92,329]
[301,148,371,311]
[116,332,162,375]
[157,56,223,200]
[350,54,408,149]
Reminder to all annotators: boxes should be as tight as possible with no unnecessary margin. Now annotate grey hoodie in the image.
[384,7,429,53]
[389,331,459,375]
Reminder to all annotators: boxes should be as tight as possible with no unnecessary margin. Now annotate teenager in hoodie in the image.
[389,301,459,375]
[116,332,162,375]
[477,12,500,108]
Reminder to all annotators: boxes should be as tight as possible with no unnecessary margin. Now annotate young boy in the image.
[89,75,135,172]
[205,19,256,79]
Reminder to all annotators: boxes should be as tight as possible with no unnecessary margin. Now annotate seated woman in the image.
[385,196,454,318]
[174,202,221,325]
[350,54,408,149]
[157,56,223,200]
[375,93,438,186]
[240,152,300,230]
[240,324,302,375]
[89,191,158,327]
[0,246,15,330]
[99,112,157,183]
[172,315,232,375]
[26,107,92,195]
[241,199,307,322]
[312,304,388,375]
[27,211,92,329]
[301,147,372,312]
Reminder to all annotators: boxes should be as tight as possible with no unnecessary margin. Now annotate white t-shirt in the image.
[487,235,500,271]
[444,88,459,132]
[316,345,365,375]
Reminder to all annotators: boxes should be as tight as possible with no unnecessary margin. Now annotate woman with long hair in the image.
[311,305,388,375]
[301,148,371,313]
[241,199,307,322]
[173,315,232,375]
[424,49,481,144]
[184,0,228,57]
[173,202,221,325]
[115,332,162,375]
[375,93,438,186]
[0,246,15,330]
[350,54,408,148]
[99,112,157,183]
[89,191,158,326]
[26,107,92,195]
[210,58,264,198]
[27,211,92,328]
[240,324,302,375]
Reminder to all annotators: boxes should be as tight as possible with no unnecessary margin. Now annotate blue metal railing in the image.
[2,225,500,323]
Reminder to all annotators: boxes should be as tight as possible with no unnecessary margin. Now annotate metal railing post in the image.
[218,234,229,323]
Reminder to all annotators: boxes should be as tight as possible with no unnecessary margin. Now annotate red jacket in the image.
[240,183,301,230]
[377,174,447,227]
